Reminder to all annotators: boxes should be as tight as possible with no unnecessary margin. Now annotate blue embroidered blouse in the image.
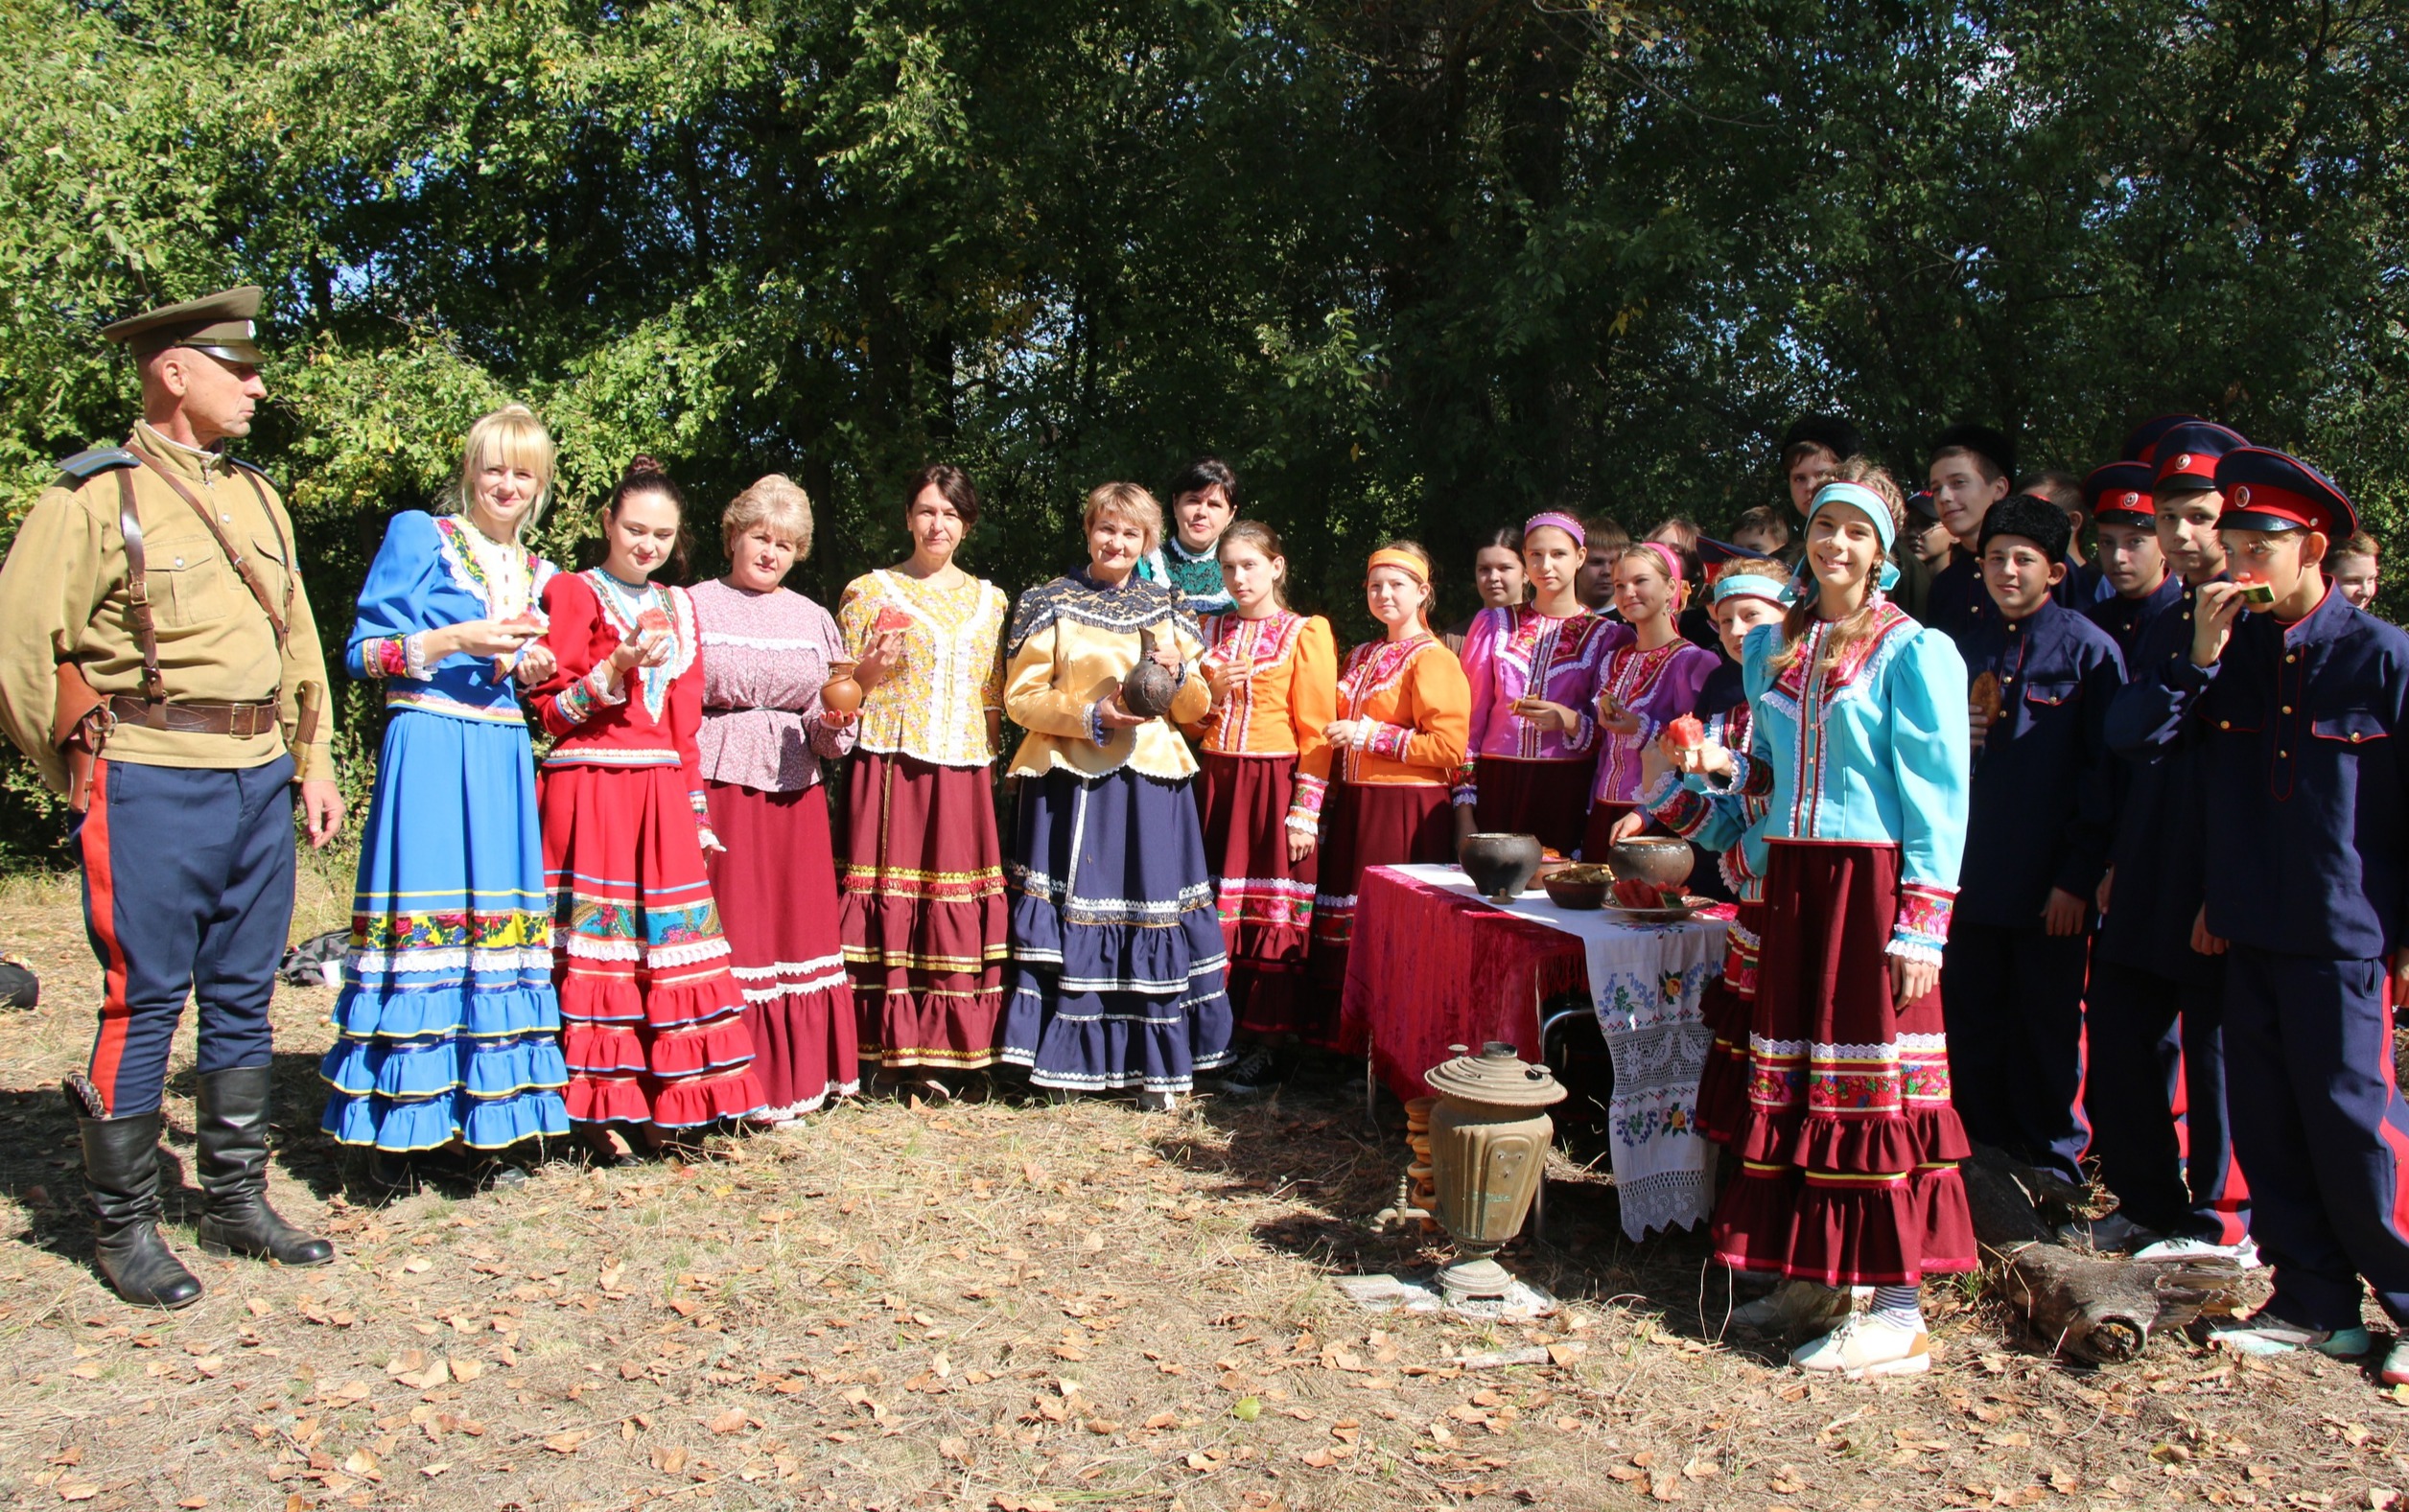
[1688,606,1972,961]
[346,510,553,724]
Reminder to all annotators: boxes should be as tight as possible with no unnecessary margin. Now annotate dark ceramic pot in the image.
[1119,627,1181,718]
[1458,832,1544,904]
[1606,834,1695,891]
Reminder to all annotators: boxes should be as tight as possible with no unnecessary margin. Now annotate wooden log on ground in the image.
[1999,1243,2245,1365]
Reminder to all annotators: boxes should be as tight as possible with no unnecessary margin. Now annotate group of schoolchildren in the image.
[1651,414,2409,1384]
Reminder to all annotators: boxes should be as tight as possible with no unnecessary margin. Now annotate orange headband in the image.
[1367,547,1428,584]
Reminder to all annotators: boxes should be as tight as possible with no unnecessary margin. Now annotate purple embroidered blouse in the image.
[690,579,857,794]
[1455,606,1624,803]
[1590,635,1720,805]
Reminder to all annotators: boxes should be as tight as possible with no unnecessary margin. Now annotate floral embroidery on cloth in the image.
[583,570,696,723]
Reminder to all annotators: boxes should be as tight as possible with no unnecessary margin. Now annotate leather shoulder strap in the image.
[126,448,288,646]
[232,465,296,626]
[113,471,165,704]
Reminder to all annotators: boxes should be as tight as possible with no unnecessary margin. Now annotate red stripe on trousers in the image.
[2378,966,2409,1246]
[82,760,131,1112]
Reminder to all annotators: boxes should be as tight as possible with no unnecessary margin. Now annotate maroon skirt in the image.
[1197,752,1319,1037]
[839,752,1009,1069]
[1473,756,1592,858]
[1580,800,1638,863]
[1693,899,1763,1146]
[1709,840,1976,1287]
[707,782,858,1117]
[1309,781,1455,1001]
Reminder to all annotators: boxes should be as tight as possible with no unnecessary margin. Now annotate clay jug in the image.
[1118,627,1180,718]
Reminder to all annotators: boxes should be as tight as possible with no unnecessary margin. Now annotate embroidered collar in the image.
[434,515,545,619]
[584,570,695,720]
[1770,601,1914,705]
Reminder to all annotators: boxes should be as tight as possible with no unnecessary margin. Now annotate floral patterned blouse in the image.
[836,567,1009,768]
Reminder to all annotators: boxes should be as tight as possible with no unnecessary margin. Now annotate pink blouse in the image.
[1590,636,1719,805]
[690,579,857,793]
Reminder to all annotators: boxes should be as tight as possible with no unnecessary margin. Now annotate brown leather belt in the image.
[107,695,281,737]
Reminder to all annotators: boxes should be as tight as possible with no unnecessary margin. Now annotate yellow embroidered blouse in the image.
[837,567,1009,768]
[1004,572,1209,780]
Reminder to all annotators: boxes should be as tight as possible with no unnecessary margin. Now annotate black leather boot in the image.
[192,1065,334,1267]
[79,1111,203,1308]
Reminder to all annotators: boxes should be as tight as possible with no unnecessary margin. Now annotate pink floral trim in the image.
[1362,721,1414,762]
[1288,773,1329,829]
[361,636,411,679]
[1888,881,1955,965]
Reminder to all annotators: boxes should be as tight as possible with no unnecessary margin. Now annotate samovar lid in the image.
[1423,1041,1567,1107]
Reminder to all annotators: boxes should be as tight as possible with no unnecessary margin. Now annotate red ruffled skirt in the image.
[840,752,1009,1069]
[706,781,858,1117]
[1693,900,1763,1145]
[540,762,764,1128]
[1710,840,1976,1286]
[1309,781,1454,1009]
[1196,752,1319,1036]
[1473,756,1592,859]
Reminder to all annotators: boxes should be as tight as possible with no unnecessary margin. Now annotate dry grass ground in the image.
[1,872,2406,1511]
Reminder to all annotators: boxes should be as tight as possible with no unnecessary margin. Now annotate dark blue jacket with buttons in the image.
[2108,584,2409,962]
[1926,550,1990,654]
[1958,598,2126,929]
[2098,581,2220,982]
[2084,574,2183,666]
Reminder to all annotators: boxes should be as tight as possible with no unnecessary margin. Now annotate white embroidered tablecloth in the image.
[1388,865,1727,1240]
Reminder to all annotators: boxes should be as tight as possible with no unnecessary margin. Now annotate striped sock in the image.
[1870,1284,1922,1329]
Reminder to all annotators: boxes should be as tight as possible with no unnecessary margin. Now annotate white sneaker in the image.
[2133,1234,2261,1269]
[1134,1089,1179,1113]
[1789,1313,1932,1377]
[1726,1279,1856,1338]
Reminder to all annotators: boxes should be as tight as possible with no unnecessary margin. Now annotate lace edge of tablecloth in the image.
[1612,1163,1718,1242]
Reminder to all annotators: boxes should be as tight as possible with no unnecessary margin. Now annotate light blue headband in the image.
[1712,572,1791,607]
[1804,480,1902,593]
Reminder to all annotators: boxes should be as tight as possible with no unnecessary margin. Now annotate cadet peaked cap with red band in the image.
[2152,420,2249,495]
[2083,461,2156,526]
[2213,447,2358,539]
[1905,487,1940,523]
[2120,414,2203,466]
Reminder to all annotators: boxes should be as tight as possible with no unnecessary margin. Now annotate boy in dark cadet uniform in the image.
[2020,469,2115,610]
[1923,424,2016,649]
[2081,460,2182,663]
[2113,447,2409,1384]
[2086,418,2257,1263]
[1941,497,2124,1187]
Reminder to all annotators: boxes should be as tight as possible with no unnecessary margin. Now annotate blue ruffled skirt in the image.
[999,767,1233,1092]
[319,706,571,1151]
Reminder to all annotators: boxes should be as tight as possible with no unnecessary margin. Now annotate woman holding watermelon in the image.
[530,458,765,1161]
[837,466,1014,1098]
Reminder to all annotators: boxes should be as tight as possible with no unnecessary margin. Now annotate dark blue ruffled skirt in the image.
[320,706,571,1151]
[999,767,1233,1091]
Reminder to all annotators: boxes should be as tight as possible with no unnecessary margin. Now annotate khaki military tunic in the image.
[0,422,334,792]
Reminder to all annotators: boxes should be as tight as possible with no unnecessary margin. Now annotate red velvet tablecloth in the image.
[1338,865,1592,1103]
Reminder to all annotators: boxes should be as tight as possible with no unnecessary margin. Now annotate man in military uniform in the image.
[0,287,343,1307]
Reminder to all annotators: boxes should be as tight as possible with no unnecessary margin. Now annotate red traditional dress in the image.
[531,570,764,1129]
[691,578,859,1120]
[1307,634,1471,1030]
[1189,609,1339,1036]
[1686,608,1976,1287]
[836,569,1012,1070]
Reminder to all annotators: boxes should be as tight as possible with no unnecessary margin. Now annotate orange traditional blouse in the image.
[1191,609,1340,830]
[1327,633,1470,788]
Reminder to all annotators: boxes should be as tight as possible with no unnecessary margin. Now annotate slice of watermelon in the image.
[2234,571,2276,608]
[1665,713,1706,752]
[636,606,673,637]
[873,603,914,636]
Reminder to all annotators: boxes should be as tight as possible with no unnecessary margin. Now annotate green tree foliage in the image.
[4,0,2405,860]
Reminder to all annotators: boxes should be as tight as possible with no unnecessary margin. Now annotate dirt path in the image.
[0,874,2402,1510]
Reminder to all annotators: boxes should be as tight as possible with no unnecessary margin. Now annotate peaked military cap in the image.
[2214,448,2357,540]
[100,286,266,363]
[2151,421,2248,496]
[2119,414,2202,466]
[2083,460,2156,526]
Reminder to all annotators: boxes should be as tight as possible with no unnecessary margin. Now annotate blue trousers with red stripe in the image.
[2085,956,2246,1244]
[2223,945,2409,1331]
[1941,920,2092,1188]
[77,756,294,1117]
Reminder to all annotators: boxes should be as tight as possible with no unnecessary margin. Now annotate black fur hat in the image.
[1930,422,2016,484]
[1779,414,1863,464]
[1977,493,2071,564]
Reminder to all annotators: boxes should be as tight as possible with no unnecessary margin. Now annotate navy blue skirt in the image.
[1000,767,1233,1092]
